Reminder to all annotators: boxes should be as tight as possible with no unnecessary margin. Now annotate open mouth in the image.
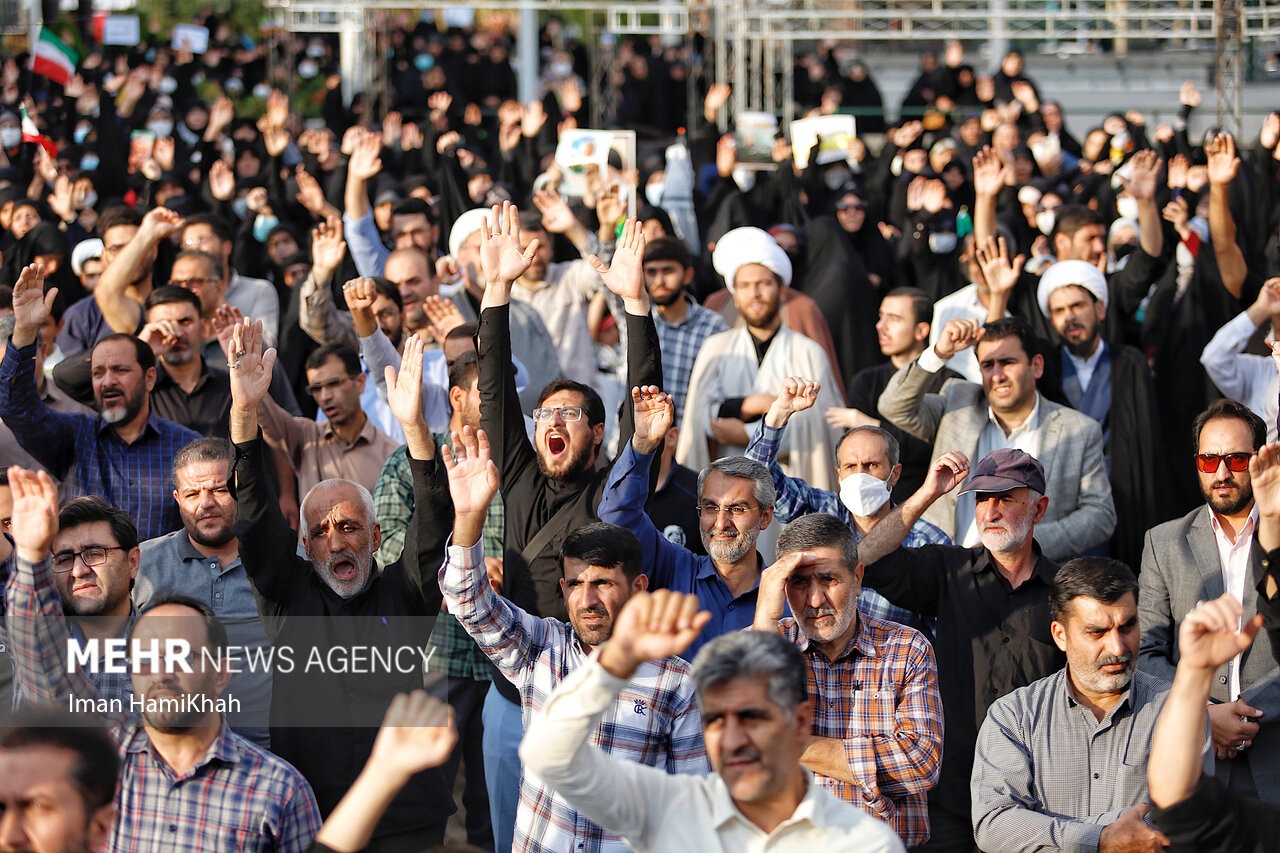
[546,433,567,456]
[101,390,124,404]
[331,559,357,581]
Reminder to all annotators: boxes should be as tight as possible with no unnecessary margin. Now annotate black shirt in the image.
[150,361,233,438]
[1150,775,1279,852]
[863,540,1063,817]
[646,461,705,556]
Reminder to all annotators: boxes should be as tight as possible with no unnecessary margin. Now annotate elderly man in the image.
[748,377,950,634]
[878,315,1115,563]
[678,227,843,491]
[5,467,322,852]
[972,557,1173,852]
[228,320,453,848]
[0,263,200,540]
[857,447,1068,853]
[521,599,905,852]
[1138,398,1280,803]
[600,386,779,658]
[753,513,943,847]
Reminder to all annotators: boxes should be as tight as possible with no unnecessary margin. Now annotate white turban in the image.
[711,226,793,291]
[1037,259,1108,318]
[71,238,103,277]
[448,208,493,258]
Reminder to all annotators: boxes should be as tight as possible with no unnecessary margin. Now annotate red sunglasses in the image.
[1194,452,1254,473]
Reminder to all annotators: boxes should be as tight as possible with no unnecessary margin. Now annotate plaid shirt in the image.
[0,341,200,541]
[374,442,497,682]
[440,538,709,853]
[776,614,943,848]
[7,556,322,852]
[654,297,729,418]
[747,423,950,636]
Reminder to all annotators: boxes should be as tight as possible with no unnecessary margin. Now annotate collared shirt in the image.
[55,293,113,355]
[374,442,496,682]
[957,391,1044,549]
[510,259,602,390]
[1064,339,1106,394]
[150,360,233,438]
[653,296,729,417]
[5,555,322,851]
[1209,503,1259,700]
[519,657,906,853]
[136,530,272,747]
[745,423,950,636]
[440,538,709,853]
[776,614,943,847]
[928,284,1009,384]
[0,340,200,541]
[599,442,781,659]
[0,372,94,501]
[257,389,400,497]
[225,272,281,344]
[1200,308,1279,443]
[863,541,1064,817]
[972,668,1171,853]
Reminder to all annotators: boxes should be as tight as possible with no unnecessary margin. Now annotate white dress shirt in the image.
[520,656,905,853]
[1200,310,1279,443]
[928,284,1009,384]
[1064,339,1106,394]
[1209,502,1259,700]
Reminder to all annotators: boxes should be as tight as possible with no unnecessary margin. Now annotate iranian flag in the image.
[29,26,77,86]
[20,105,56,157]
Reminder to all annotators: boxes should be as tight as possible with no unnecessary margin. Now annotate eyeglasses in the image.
[168,277,212,290]
[52,546,125,573]
[697,502,759,519]
[532,406,584,423]
[836,202,866,212]
[1194,452,1255,473]
[306,376,353,396]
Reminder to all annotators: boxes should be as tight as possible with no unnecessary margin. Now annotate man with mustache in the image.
[439,423,707,853]
[1138,398,1280,804]
[855,447,1066,852]
[972,557,1172,852]
[0,263,199,540]
[599,386,779,660]
[139,285,234,438]
[228,321,454,848]
[751,513,943,848]
[3,466,322,851]
[878,314,1115,564]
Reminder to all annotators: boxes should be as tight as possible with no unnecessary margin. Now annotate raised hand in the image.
[206,96,234,141]
[934,317,985,359]
[923,450,971,500]
[367,690,458,782]
[559,78,583,114]
[974,236,1025,300]
[211,305,246,358]
[8,467,59,564]
[341,277,379,339]
[209,159,236,202]
[10,262,54,347]
[715,134,736,178]
[349,130,384,182]
[443,426,500,518]
[600,590,712,678]
[479,201,539,288]
[385,333,426,430]
[1178,595,1263,672]
[49,175,76,224]
[1120,148,1161,202]
[1206,132,1239,186]
[971,146,1008,197]
[631,386,675,454]
[140,206,185,242]
[588,218,647,308]
[1162,195,1191,241]
[227,319,277,412]
[1166,153,1189,189]
[752,550,817,629]
[1179,80,1202,108]
[295,166,331,217]
[311,216,347,281]
[532,189,579,235]
[153,136,176,171]
[595,184,625,236]
[139,318,184,358]
[764,376,820,429]
[423,295,465,344]
[381,111,403,148]
[1262,112,1280,151]
[704,82,731,123]
[522,100,547,138]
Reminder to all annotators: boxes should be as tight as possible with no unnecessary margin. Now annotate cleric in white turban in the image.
[1037,258,1109,318]
[711,226,794,291]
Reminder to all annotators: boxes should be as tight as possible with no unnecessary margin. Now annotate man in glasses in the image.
[252,341,399,497]
[1139,397,1280,804]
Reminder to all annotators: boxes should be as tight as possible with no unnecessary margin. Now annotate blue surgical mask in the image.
[80,153,100,171]
[414,54,434,72]
[253,214,280,243]
[73,125,91,145]
[231,197,249,220]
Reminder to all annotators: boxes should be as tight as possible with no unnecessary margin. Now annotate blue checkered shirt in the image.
[746,423,950,635]
[654,298,729,419]
[7,555,322,851]
[0,341,200,541]
[440,538,709,853]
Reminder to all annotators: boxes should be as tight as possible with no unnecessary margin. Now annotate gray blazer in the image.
[1138,504,1280,800]
[878,359,1116,563]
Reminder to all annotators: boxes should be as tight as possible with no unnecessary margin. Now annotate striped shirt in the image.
[0,341,200,541]
[746,422,950,636]
[776,613,943,848]
[6,555,321,852]
[654,297,729,418]
[440,538,709,853]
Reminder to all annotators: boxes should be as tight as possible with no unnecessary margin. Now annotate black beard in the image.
[650,288,683,307]
[1062,330,1100,359]
[1204,481,1254,517]
[537,439,596,481]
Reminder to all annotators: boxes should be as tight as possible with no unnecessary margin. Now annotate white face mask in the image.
[0,126,20,148]
[644,182,664,206]
[1036,210,1056,236]
[731,167,756,193]
[839,472,892,517]
[929,231,957,254]
[147,120,173,139]
[1116,196,1140,221]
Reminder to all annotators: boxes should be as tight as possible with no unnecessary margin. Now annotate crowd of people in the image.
[0,16,1277,853]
